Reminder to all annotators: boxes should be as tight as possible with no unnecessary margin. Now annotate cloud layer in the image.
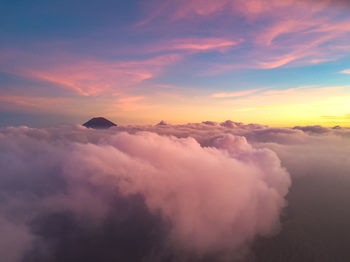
[2,121,350,261]
[0,124,291,261]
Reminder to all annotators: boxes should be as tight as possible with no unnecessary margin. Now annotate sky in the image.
[1,0,350,127]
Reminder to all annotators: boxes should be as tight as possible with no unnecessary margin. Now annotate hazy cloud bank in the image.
[0,124,290,261]
[1,121,349,261]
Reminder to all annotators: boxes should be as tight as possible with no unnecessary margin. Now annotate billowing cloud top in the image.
[0,123,291,261]
[1,121,350,261]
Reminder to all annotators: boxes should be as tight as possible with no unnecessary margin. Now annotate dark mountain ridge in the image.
[83,117,117,129]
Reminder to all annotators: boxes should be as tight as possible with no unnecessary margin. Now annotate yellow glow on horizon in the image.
[105,85,350,127]
[2,85,349,127]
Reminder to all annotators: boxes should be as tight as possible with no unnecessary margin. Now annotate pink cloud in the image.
[138,0,350,69]
[142,0,333,22]
[0,95,74,112]
[211,88,265,98]
[170,38,242,52]
[257,54,301,69]
[171,0,230,20]
[0,125,291,258]
[26,54,181,96]
[0,50,182,96]
[340,69,350,74]
[130,37,243,55]
[113,96,156,112]
[117,96,145,103]
[2,121,350,260]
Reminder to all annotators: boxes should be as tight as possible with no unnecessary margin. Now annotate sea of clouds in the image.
[0,121,349,262]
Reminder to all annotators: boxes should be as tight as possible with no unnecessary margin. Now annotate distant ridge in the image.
[156,120,168,126]
[83,117,117,129]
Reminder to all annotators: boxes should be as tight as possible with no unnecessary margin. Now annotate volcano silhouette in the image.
[83,117,117,129]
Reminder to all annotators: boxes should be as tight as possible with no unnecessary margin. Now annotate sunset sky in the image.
[1,0,350,127]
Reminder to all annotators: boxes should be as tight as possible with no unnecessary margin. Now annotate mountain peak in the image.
[83,117,117,129]
[156,120,168,126]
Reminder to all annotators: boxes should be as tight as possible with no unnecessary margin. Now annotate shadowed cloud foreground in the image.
[1,121,350,261]
[0,123,292,261]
